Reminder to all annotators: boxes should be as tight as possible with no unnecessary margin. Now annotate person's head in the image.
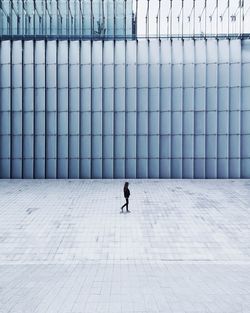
[124,182,129,188]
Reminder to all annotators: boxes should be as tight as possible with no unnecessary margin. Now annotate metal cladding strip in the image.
[46,40,57,178]
[241,40,250,177]
[56,39,59,178]
[67,39,70,179]
[0,41,11,178]
[124,38,127,178]
[217,39,229,178]
[125,39,137,178]
[229,40,241,178]
[22,40,29,178]
[33,40,35,178]
[12,39,22,178]
[68,40,80,178]
[79,40,82,178]
[90,39,93,178]
[112,39,115,178]
[194,39,206,178]
[44,39,48,179]
[135,37,138,179]
[101,39,104,179]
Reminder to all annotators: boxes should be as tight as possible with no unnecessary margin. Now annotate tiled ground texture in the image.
[0,180,250,313]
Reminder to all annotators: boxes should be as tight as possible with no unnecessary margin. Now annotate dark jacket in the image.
[124,187,130,199]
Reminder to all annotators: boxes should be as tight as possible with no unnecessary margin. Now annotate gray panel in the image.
[217,135,229,158]
[242,111,250,136]
[206,88,217,111]
[229,135,240,158]
[171,159,182,178]
[114,135,125,159]
[160,111,171,135]
[160,159,171,178]
[229,159,240,178]
[241,159,250,178]
[137,110,148,134]
[0,89,11,112]
[171,136,182,159]
[172,65,182,87]
[172,40,183,64]
[0,158,10,178]
[230,111,240,134]
[218,111,229,135]
[183,112,194,135]
[148,109,159,134]
[137,159,147,178]
[183,135,194,158]
[218,88,229,111]
[113,159,124,178]
[1,41,11,64]
[148,158,159,178]
[229,89,240,114]
[183,159,194,178]
[126,136,136,159]
[230,64,241,87]
[217,159,229,178]
[194,111,205,135]
[194,159,205,179]
[195,64,206,87]
[194,89,205,111]
[241,135,250,158]
[183,88,194,111]
[206,112,217,136]
[206,64,217,88]
[206,40,218,64]
[160,135,171,159]
[184,40,194,64]
[148,135,158,158]
[0,111,10,137]
[194,136,205,158]
[1,65,11,87]
[137,136,147,159]
[161,64,171,88]
[218,65,229,87]
[183,64,194,88]
[160,88,171,111]
[242,64,250,87]
[206,159,217,179]
[126,159,136,178]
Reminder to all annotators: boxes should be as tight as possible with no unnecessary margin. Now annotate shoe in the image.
[126,210,131,213]
[120,207,123,213]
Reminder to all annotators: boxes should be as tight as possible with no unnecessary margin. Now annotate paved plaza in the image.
[0,179,250,313]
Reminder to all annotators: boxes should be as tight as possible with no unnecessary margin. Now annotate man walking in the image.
[121,182,131,213]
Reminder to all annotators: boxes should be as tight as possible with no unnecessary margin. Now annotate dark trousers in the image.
[121,198,129,211]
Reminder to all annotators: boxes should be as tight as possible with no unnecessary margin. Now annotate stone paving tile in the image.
[0,180,250,313]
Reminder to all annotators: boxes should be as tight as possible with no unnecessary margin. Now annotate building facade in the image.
[1,38,250,179]
[0,1,250,179]
[0,0,135,39]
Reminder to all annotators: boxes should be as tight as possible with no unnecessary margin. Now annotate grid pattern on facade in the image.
[0,0,135,39]
[0,38,250,179]
[0,0,250,39]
